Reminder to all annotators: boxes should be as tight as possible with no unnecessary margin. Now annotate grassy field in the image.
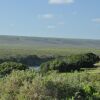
[0,45,100,57]
[0,35,100,57]
[81,68,100,74]
[94,62,100,67]
[88,68,100,74]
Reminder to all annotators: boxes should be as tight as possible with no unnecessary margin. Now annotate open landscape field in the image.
[0,36,99,99]
[0,35,100,57]
[0,0,100,99]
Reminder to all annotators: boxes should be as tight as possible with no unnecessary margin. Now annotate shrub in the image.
[0,70,36,100]
[40,59,72,73]
[0,70,99,99]
[40,59,80,73]
[0,62,28,75]
[40,61,52,73]
[66,53,100,68]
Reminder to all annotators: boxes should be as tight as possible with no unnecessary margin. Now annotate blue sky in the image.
[0,0,100,39]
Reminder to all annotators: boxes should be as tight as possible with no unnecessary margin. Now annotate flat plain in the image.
[0,35,100,57]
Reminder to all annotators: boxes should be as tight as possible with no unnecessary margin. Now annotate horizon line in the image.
[0,34,100,41]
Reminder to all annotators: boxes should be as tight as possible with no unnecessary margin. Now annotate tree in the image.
[66,53,100,68]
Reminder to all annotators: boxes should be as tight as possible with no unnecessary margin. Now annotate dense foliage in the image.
[0,62,28,75]
[40,53,100,73]
[0,70,99,100]
[0,55,54,66]
[66,53,100,68]
[0,52,99,99]
[40,60,74,73]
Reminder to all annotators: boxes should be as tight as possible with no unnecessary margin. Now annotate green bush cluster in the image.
[0,70,99,100]
[40,60,67,73]
[66,53,99,68]
[40,53,100,73]
[0,62,28,76]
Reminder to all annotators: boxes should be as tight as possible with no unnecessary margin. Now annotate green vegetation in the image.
[0,36,100,57]
[94,62,100,67]
[0,62,28,76]
[0,36,100,99]
[40,53,99,73]
[0,70,99,100]
[0,55,54,67]
[66,53,99,68]
[0,46,100,57]
[0,52,99,99]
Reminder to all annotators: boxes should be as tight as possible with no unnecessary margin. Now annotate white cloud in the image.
[38,14,54,19]
[92,18,100,23]
[49,0,74,4]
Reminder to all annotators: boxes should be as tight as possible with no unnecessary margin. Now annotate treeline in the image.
[41,53,100,73]
[0,55,54,76]
[0,52,99,76]
[0,55,54,66]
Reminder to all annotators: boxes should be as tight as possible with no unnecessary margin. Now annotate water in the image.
[29,66,40,70]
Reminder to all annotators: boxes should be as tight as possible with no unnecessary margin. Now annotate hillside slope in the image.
[0,35,100,48]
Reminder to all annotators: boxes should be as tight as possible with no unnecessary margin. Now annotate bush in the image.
[66,53,100,68]
[40,59,80,73]
[0,71,99,100]
[0,62,28,75]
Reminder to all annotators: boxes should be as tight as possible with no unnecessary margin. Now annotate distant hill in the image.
[0,35,100,48]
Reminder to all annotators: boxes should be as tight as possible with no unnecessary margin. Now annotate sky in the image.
[0,0,100,39]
